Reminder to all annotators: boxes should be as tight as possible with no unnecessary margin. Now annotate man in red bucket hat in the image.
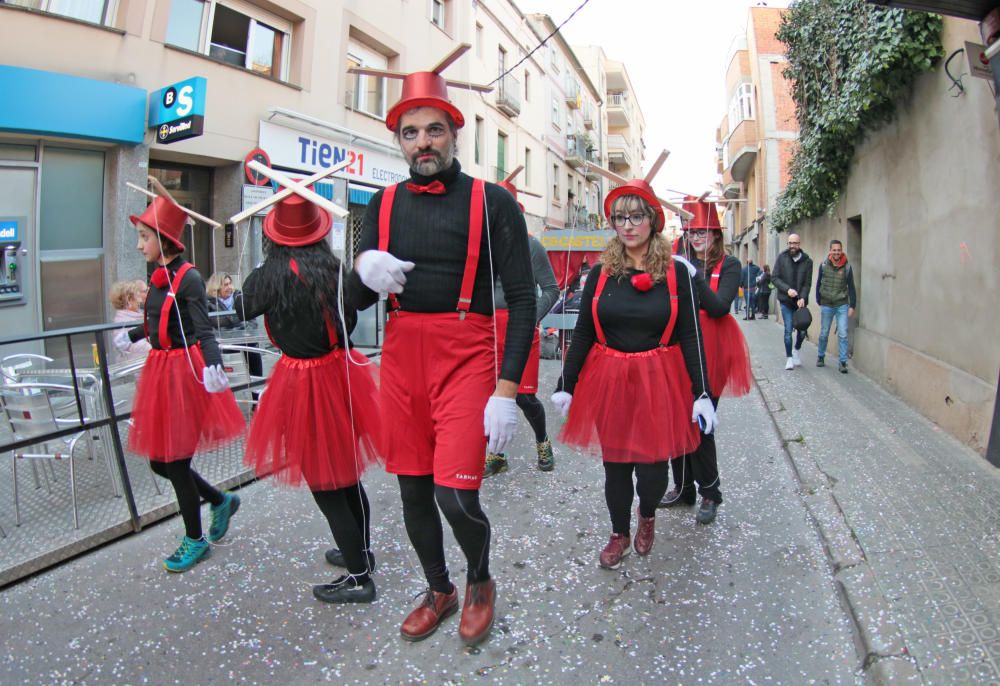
[348,47,535,646]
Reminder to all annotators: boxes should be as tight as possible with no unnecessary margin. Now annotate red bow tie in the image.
[405,180,446,195]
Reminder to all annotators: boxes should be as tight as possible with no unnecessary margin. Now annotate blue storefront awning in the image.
[0,65,147,144]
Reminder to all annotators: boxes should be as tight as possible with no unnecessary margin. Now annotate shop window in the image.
[40,147,104,251]
[2,0,116,25]
[0,142,37,161]
[166,0,290,81]
[347,38,389,119]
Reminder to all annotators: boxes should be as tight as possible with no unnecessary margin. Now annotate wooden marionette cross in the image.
[584,149,694,221]
[230,160,351,224]
[126,179,223,228]
[348,44,494,93]
[241,161,349,221]
[502,165,543,198]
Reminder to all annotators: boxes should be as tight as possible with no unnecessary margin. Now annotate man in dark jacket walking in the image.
[815,239,857,373]
[740,259,762,319]
[770,233,813,370]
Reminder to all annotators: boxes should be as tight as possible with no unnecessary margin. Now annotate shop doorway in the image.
[148,163,214,272]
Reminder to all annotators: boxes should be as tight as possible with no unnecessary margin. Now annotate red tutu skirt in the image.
[245,347,382,490]
[129,345,245,461]
[700,312,752,397]
[559,344,701,463]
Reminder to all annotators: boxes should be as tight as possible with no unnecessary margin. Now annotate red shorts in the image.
[494,308,540,394]
[380,311,495,489]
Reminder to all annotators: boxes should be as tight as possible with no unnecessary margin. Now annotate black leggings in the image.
[312,482,372,579]
[398,475,491,593]
[669,396,723,503]
[150,458,224,540]
[516,393,548,443]
[603,461,671,535]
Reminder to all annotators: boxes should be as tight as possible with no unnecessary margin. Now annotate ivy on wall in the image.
[770,0,944,233]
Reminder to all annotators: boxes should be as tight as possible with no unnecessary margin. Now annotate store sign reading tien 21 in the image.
[258,121,409,187]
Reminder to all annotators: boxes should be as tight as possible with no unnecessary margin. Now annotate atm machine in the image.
[0,220,26,307]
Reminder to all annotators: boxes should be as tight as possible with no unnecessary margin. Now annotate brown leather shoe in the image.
[458,578,496,646]
[400,587,459,642]
[634,512,655,556]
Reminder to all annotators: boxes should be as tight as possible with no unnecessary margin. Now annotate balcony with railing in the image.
[607,91,630,128]
[565,134,590,168]
[496,73,521,117]
[607,133,632,168]
[724,118,758,183]
[564,78,580,108]
[582,101,595,129]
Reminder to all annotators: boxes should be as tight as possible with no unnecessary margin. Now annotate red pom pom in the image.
[631,272,654,292]
[150,267,169,289]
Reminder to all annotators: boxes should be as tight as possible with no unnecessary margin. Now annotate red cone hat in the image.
[130,195,188,251]
[263,193,332,247]
[386,72,465,132]
[604,179,666,233]
[682,195,722,231]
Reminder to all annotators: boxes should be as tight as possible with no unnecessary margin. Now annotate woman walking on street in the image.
[756,264,772,319]
[552,181,715,569]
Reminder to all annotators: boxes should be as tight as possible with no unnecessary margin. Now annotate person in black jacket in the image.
[770,233,814,370]
[755,264,772,318]
[120,195,244,573]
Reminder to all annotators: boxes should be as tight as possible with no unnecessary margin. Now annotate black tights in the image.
[603,461,671,535]
[398,475,491,593]
[515,393,548,443]
[669,396,723,503]
[312,482,372,580]
[150,458,224,540]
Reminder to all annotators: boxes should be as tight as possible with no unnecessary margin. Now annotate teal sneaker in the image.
[208,492,240,543]
[163,536,211,573]
[483,453,509,478]
[536,439,555,472]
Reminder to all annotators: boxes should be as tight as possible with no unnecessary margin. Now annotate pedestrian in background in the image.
[553,183,715,569]
[109,279,151,363]
[815,240,857,373]
[756,264,772,319]
[740,259,761,319]
[206,272,242,330]
[771,233,813,371]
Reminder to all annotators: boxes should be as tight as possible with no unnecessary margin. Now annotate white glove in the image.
[692,393,717,435]
[483,396,518,455]
[672,255,697,278]
[356,250,415,295]
[112,330,132,354]
[551,391,572,417]
[202,364,229,393]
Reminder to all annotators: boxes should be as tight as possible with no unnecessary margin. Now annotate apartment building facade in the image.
[0,0,615,346]
[716,6,797,268]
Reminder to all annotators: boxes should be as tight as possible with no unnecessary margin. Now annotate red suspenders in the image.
[377,179,486,317]
[144,262,194,349]
[591,265,679,347]
[708,259,723,293]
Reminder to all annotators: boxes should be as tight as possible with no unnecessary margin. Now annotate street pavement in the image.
[1,315,996,685]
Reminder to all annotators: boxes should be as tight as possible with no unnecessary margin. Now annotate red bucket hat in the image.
[263,193,332,247]
[681,195,722,231]
[130,195,188,252]
[386,72,465,132]
[604,179,666,233]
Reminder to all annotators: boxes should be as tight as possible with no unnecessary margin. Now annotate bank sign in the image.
[148,77,207,144]
[0,220,18,242]
[258,121,408,187]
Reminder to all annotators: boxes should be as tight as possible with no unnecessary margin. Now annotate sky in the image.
[519,0,792,198]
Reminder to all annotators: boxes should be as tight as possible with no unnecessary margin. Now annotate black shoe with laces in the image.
[696,498,720,525]
[325,547,376,572]
[657,487,696,508]
[312,575,376,604]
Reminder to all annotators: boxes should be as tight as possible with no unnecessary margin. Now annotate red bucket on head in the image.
[386,71,465,132]
[682,195,722,231]
[263,193,332,247]
[130,195,188,251]
[604,179,665,233]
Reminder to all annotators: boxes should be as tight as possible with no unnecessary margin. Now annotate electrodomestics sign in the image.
[148,76,207,144]
[258,121,408,187]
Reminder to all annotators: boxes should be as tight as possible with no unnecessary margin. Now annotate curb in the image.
[752,364,917,685]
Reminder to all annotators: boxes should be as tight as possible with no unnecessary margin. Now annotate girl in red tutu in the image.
[551,181,716,569]
[658,197,752,524]
[233,193,381,604]
[122,195,245,573]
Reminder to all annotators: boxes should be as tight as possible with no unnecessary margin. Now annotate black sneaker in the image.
[313,575,376,604]
[325,548,377,572]
[816,358,825,367]
[483,453,509,478]
[657,488,696,508]
[839,362,848,374]
[696,498,720,525]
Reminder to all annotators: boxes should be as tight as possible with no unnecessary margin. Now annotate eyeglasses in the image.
[688,229,711,238]
[400,124,449,141]
[610,212,649,227]
[788,241,800,246]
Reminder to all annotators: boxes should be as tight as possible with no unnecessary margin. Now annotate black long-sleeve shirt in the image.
[126,256,223,367]
[233,268,357,359]
[350,160,536,383]
[558,261,710,398]
[693,255,741,318]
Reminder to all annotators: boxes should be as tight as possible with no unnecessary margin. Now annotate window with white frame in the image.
[347,39,388,119]
[552,164,559,201]
[524,70,530,102]
[474,117,484,165]
[475,23,483,58]
[728,82,754,126]
[165,0,291,81]
[431,0,446,29]
[551,96,560,130]
[3,0,116,25]
[524,148,531,185]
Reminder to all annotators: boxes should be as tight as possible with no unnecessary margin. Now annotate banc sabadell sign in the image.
[258,120,408,187]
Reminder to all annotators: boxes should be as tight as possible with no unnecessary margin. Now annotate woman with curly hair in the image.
[552,180,715,569]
